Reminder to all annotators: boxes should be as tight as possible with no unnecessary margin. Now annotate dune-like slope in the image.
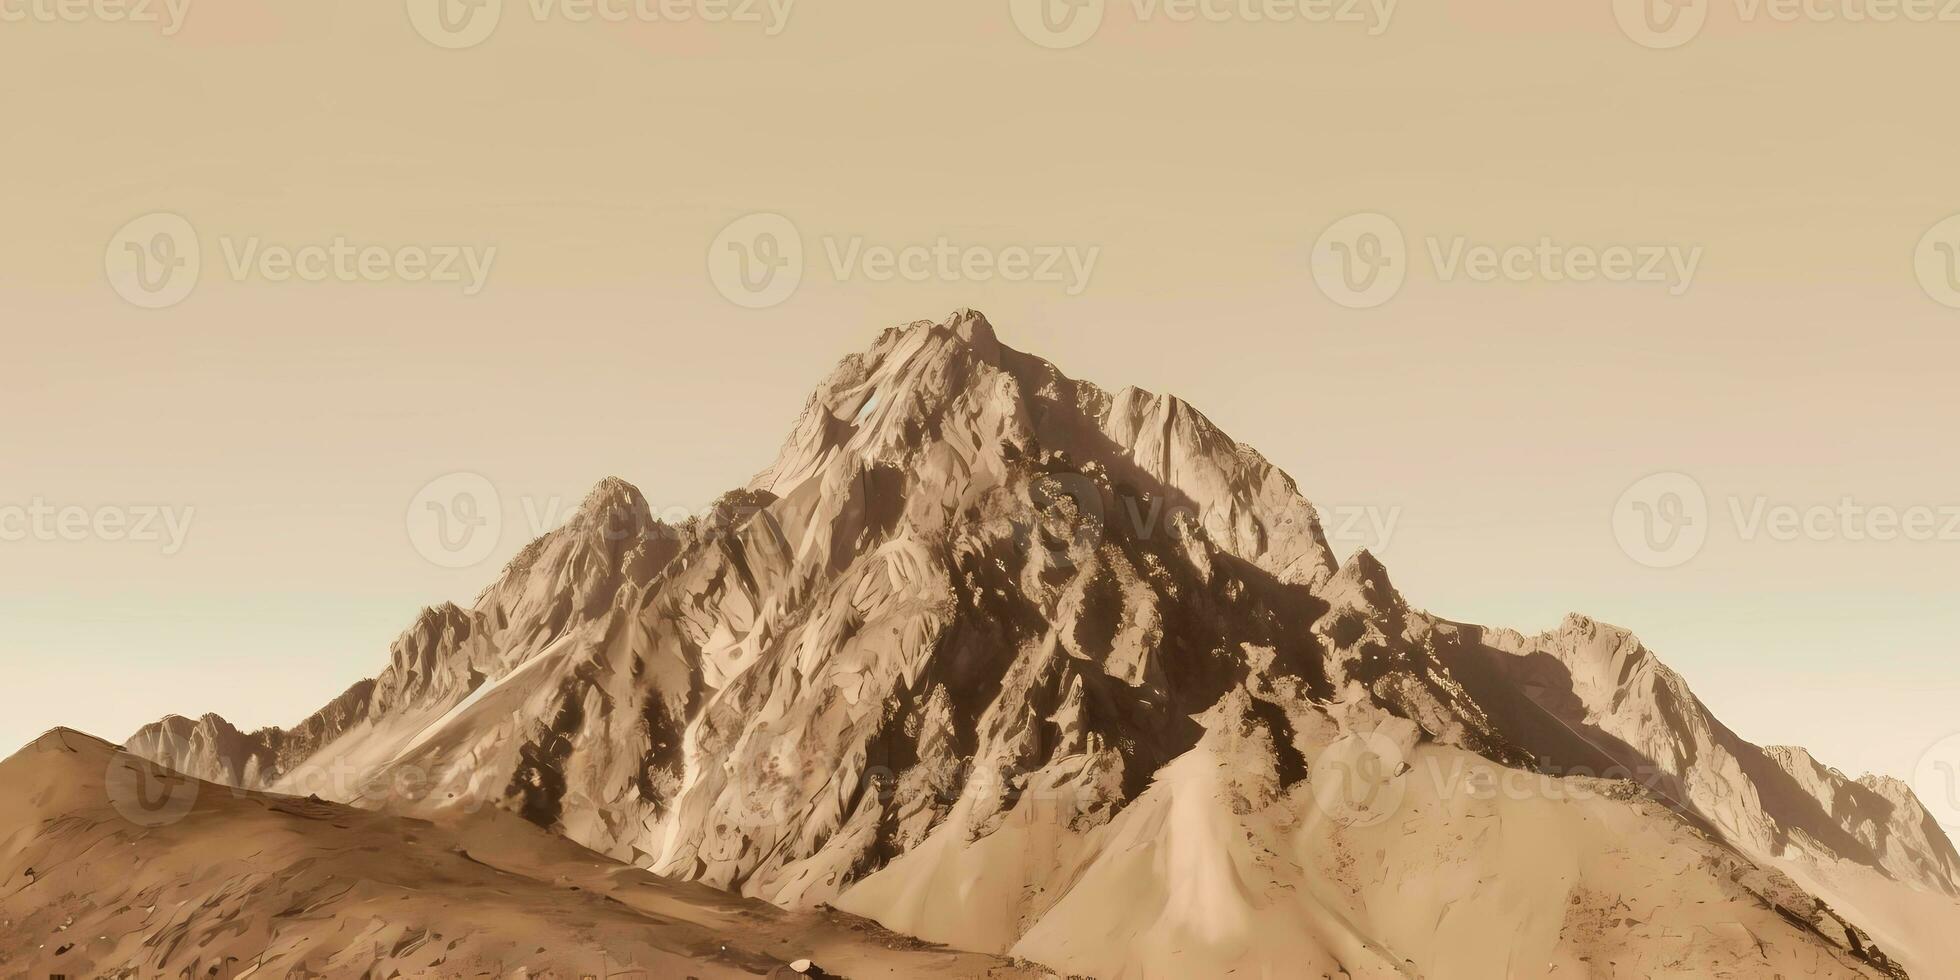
[0,728,1046,978]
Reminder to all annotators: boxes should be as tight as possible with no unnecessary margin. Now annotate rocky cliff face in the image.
[128,310,1957,978]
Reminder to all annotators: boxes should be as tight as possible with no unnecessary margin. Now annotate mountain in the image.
[118,310,1960,978]
[0,728,1045,979]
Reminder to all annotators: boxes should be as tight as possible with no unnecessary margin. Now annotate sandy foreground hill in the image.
[0,728,1048,978]
[25,310,1955,977]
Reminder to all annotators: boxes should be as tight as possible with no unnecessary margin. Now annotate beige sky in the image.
[4,1,1958,824]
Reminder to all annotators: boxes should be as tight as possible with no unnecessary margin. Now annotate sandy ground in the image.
[1779,856,1960,980]
[844,725,1896,979]
[0,729,1050,979]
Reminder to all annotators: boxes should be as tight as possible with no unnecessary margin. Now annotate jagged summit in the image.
[572,474,651,523]
[947,306,998,351]
[585,472,642,498]
[109,310,1958,979]
[751,309,1339,593]
[1328,546,1393,594]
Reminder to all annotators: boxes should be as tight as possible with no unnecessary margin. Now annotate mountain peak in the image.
[1322,547,1399,611]
[5,726,117,770]
[946,307,998,356]
[30,726,110,750]
[577,475,648,518]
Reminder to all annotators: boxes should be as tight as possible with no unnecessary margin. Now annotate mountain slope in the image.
[0,728,1046,979]
[1461,614,1960,898]
[123,310,1957,978]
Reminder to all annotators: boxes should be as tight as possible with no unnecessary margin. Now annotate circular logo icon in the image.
[1613,0,1707,49]
[1310,212,1406,310]
[1913,732,1960,832]
[1913,214,1960,310]
[709,212,804,309]
[732,747,824,825]
[105,753,200,828]
[1017,471,1107,571]
[407,0,503,49]
[406,472,502,568]
[105,212,200,310]
[1009,0,1106,49]
[1310,731,1409,827]
[1613,471,1709,568]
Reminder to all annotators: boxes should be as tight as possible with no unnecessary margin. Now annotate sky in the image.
[3,1,1958,828]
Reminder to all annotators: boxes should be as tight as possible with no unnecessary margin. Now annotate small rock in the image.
[789,959,816,974]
